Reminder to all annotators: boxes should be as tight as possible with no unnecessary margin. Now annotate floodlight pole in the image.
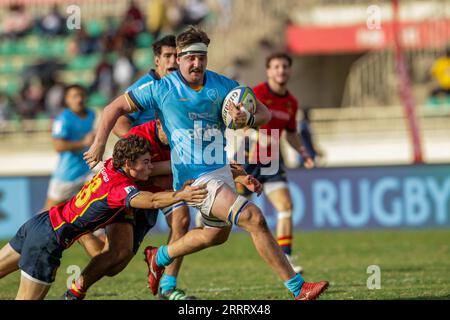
[392,0,424,164]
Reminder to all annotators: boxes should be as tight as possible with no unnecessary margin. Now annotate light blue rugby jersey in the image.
[126,69,239,190]
[125,69,159,126]
[52,108,96,182]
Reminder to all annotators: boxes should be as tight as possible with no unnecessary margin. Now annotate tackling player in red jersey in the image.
[239,52,314,274]
[64,119,263,300]
[0,135,206,300]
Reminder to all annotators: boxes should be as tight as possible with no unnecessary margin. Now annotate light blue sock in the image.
[159,274,177,294]
[155,245,173,267]
[284,274,305,297]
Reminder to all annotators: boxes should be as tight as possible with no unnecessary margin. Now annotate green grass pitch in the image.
[1,229,449,300]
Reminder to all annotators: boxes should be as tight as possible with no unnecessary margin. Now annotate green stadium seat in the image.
[87,92,108,108]
[3,79,21,96]
[136,32,154,48]
[0,40,16,55]
[25,36,40,53]
[134,48,153,70]
[68,54,101,71]
[86,20,105,38]
[0,62,14,75]
[47,38,64,56]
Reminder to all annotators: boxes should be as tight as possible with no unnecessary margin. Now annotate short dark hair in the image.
[176,26,210,51]
[113,135,151,169]
[64,84,86,98]
[152,35,176,56]
[266,52,293,68]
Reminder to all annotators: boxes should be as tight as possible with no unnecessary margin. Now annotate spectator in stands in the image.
[44,84,96,209]
[90,53,115,100]
[182,0,210,26]
[23,59,65,89]
[17,77,45,131]
[38,4,66,36]
[165,0,184,33]
[71,25,99,55]
[100,17,119,52]
[430,47,450,98]
[45,79,65,119]
[113,49,138,92]
[298,108,323,166]
[2,4,33,39]
[117,0,145,48]
[0,92,13,131]
[146,0,166,39]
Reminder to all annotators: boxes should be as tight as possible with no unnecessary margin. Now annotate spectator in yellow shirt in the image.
[431,48,450,97]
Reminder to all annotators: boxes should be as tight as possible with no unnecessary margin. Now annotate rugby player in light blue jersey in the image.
[45,84,95,210]
[83,26,329,300]
[80,35,198,300]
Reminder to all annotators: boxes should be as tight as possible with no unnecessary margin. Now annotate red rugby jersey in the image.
[49,158,140,248]
[247,82,299,162]
[254,82,298,134]
[125,120,172,192]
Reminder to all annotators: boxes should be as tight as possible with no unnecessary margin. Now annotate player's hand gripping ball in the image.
[222,86,257,129]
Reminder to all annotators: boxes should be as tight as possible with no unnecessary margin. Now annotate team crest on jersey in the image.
[206,88,219,104]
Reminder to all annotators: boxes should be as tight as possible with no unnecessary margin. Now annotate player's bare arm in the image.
[84,95,134,169]
[285,130,315,169]
[112,116,133,138]
[53,131,95,152]
[130,181,207,209]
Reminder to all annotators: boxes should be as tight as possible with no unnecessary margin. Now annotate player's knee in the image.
[105,249,133,276]
[279,201,293,212]
[110,247,134,268]
[238,205,268,231]
[172,213,190,234]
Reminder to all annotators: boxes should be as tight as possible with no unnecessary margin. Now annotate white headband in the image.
[177,43,208,57]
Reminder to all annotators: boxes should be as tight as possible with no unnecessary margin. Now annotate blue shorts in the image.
[131,209,159,254]
[9,211,63,285]
[240,160,287,196]
[114,203,187,254]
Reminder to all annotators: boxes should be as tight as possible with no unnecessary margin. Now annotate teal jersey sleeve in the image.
[124,71,159,126]
[125,80,159,114]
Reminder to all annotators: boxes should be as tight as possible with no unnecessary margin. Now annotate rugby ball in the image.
[222,86,257,129]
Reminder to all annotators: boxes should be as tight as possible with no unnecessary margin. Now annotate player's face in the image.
[127,152,153,181]
[178,54,207,85]
[155,46,178,77]
[267,58,291,86]
[65,88,86,113]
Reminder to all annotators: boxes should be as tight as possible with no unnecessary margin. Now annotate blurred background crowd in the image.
[0,0,450,169]
[0,0,218,130]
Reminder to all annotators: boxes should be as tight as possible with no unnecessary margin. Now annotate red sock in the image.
[277,235,292,255]
[69,280,86,298]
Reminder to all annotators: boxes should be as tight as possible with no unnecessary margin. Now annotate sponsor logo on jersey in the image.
[188,112,214,121]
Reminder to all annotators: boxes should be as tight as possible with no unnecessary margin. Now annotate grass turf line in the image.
[0,229,449,300]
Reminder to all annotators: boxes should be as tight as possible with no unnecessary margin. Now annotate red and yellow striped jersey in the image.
[49,158,139,248]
